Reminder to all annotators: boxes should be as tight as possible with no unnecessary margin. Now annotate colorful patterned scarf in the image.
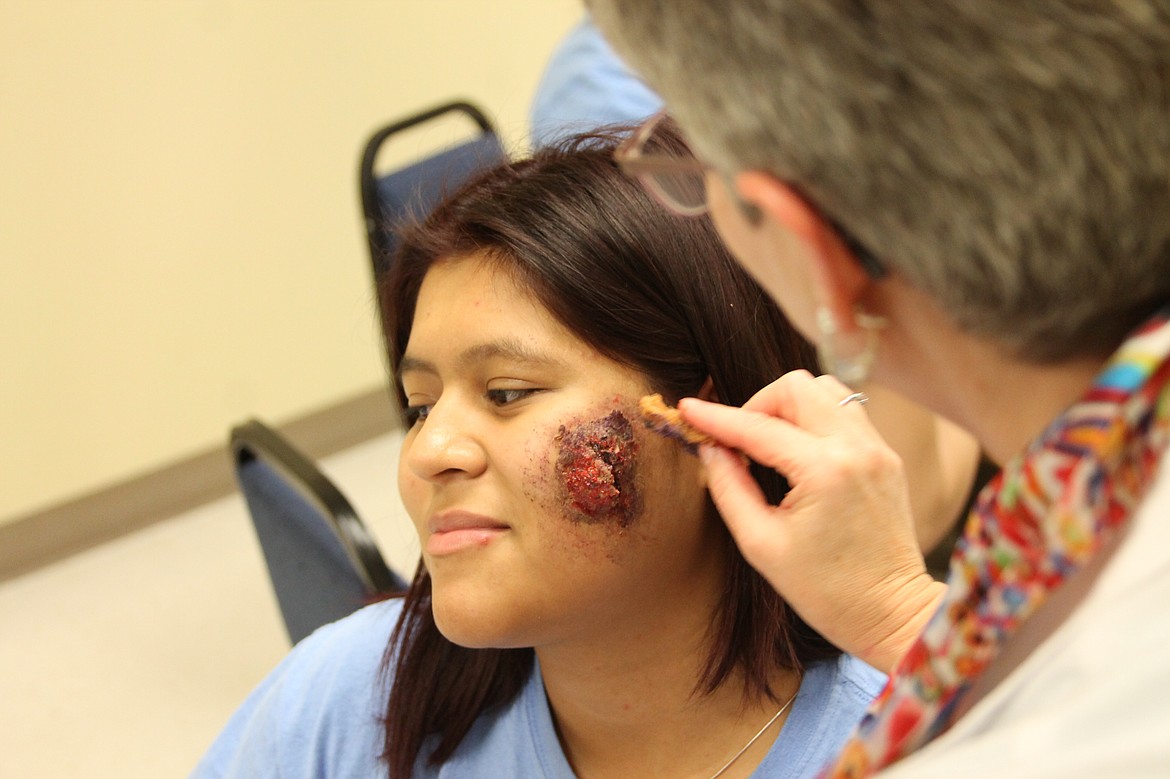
[825,308,1170,776]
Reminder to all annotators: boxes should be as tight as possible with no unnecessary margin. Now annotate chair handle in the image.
[358,100,497,245]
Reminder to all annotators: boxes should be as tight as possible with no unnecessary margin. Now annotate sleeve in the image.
[189,600,401,779]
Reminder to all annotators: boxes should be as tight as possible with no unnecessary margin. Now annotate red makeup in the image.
[555,409,643,527]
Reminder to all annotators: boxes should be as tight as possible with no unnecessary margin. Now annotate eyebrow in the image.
[396,338,572,382]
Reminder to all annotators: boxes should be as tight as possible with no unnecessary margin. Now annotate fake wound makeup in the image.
[555,409,643,527]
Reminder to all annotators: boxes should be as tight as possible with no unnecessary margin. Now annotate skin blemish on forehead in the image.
[555,409,643,527]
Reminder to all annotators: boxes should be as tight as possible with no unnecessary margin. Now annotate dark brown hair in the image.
[377,124,836,778]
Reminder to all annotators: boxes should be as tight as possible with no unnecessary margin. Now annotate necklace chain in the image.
[707,682,801,779]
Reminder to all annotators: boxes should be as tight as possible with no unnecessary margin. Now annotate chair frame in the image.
[358,100,497,272]
[229,419,401,596]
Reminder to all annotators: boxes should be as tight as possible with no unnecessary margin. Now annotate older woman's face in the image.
[397,253,720,650]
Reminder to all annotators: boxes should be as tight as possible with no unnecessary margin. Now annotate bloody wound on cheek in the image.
[555,410,642,526]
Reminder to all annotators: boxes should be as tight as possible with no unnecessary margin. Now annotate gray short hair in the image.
[590,0,1170,361]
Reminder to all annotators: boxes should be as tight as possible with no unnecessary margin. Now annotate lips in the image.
[425,511,510,556]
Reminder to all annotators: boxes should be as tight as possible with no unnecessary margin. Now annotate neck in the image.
[535,592,801,779]
[873,283,1110,465]
[957,349,1105,464]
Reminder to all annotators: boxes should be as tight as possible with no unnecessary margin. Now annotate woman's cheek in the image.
[397,448,428,533]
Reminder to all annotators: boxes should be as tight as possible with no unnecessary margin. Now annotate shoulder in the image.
[759,656,885,778]
[423,659,569,778]
[529,14,662,146]
[191,598,405,779]
[798,654,885,728]
[823,653,887,707]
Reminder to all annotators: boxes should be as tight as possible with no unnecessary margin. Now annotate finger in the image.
[741,371,866,437]
[698,443,784,557]
[681,397,822,479]
[738,369,816,418]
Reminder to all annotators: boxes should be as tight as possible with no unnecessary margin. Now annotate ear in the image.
[735,171,872,335]
[696,375,719,403]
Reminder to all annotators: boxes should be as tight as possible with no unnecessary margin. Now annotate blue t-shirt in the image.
[193,599,884,778]
[529,15,663,147]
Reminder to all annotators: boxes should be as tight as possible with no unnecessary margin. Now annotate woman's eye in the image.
[486,388,539,407]
[403,404,432,427]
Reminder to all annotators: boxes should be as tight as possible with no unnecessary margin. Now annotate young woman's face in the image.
[398,254,722,650]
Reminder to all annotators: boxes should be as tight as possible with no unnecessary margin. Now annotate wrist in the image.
[859,575,947,675]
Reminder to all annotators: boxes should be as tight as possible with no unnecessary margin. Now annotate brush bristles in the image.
[638,394,712,456]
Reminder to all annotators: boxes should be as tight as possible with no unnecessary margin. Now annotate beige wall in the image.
[0,0,582,524]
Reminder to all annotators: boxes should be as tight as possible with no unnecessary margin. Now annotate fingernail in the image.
[699,443,731,467]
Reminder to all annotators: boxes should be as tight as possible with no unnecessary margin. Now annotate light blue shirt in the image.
[529,16,663,147]
[193,599,885,778]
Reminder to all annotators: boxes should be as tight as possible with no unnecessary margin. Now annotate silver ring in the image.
[837,392,869,407]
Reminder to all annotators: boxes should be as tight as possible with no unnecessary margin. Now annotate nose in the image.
[403,396,488,483]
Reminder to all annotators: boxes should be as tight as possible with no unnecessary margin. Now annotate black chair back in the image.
[359,100,507,282]
[231,419,406,644]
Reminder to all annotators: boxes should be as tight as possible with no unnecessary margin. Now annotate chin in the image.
[430,593,526,650]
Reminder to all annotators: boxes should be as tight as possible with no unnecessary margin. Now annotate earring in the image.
[815,305,886,387]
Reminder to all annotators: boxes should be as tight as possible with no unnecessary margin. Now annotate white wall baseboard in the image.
[0,387,399,583]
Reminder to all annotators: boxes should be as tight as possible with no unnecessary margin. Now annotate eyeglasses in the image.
[614,110,886,279]
[615,110,713,217]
